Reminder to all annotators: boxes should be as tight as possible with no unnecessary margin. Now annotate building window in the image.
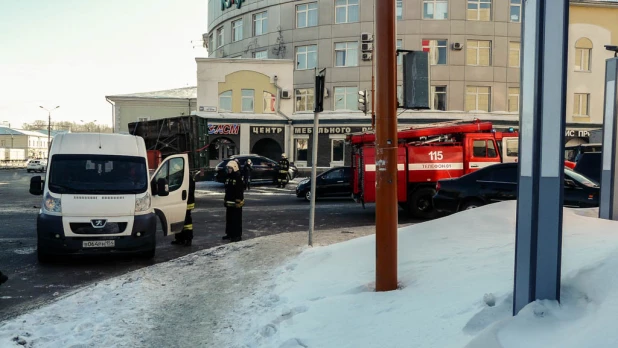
[297,2,318,28]
[295,88,315,112]
[423,0,448,19]
[241,89,255,112]
[335,42,359,67]
[397,40,403,65]
[208,34,214,52]
[510,0,521,22]
[465,86,491,112]
[296,45,318,70]
[509,42,520,68]
[467,0,491,21]
[295,138,308,163]
[334,87,359,111]
[335,0,359,24]
[331,139,345,164]
[467,40,491,66]
[253,12,268,36]
[575,38,592,72]
[397,0,403,20]
[263,92,276,113]
[431,86,447,111]
[219,91,232,112]
[137,117,149,122]
[508,87,520,113]
[574,93,590,117]
[232,19,243,42]
[0,140,5,146]
[216,27,224,48]
[422,39,448,65]
[253,50,268,59]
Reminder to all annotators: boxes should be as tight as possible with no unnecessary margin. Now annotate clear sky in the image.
[0,0,208,128]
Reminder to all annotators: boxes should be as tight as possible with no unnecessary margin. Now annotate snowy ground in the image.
[2,202,618,348]
[195,178,307,196]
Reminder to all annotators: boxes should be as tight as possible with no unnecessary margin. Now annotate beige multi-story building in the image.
[206,0,618,142]
[0,127,52,159]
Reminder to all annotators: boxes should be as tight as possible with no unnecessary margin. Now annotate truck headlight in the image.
[135,192,151,212]
[44,192,62,213]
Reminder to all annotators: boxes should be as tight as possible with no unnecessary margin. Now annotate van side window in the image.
[168,158,185,191]
[506,139,518,156]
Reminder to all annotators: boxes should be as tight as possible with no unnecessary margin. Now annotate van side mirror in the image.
[157,178,170,196]
[30,176,43,195]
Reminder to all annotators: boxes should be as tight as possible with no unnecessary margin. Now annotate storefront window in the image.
[263,92,276,113]
[295,139,308,163]
[331,139,345,164]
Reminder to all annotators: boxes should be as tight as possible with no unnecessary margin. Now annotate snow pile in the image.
[2,201,618,348]
[228,201,618,348]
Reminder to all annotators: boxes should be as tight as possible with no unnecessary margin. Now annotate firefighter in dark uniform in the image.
[223,161,244,242]
[171,171,196,246]
[277,153,290,188]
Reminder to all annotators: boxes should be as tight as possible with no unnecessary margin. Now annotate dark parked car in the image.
[296,167,352,201]
[573,152,601,185]
[214,154,298,184]
[433,162,599,214]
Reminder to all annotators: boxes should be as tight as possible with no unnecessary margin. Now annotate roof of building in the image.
[106,86,197,100]
[0,127,51,137]
[33,129,71,137]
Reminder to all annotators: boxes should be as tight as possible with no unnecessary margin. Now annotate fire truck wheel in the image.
[408,187,438,220]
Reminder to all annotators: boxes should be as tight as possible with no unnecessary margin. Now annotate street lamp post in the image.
[40,106,59,160]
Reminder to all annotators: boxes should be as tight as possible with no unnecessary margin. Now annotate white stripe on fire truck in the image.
[364,164,406,172]
[408,163,465,170]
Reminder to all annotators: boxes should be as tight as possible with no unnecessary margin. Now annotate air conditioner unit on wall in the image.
[451,42,463,50]
[362,52,373,61]
[361,33,374,42]
[362,43,373,52]
[281,90,292,99]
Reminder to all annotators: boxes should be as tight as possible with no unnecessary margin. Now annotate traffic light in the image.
[358,90,368,115]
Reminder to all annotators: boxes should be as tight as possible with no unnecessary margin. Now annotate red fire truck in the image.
[346,120,519,219]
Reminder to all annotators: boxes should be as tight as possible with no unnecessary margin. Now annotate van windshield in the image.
[48,155,148,194]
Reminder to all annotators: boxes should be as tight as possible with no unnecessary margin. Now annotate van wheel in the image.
[408,187,438,220]
[37,246,52,264]
[140,248,156,259]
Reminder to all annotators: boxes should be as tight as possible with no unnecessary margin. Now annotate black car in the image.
[296,167,352,201]
[573,152,601,184]
[433,162,599,214]
[214,155,298,184]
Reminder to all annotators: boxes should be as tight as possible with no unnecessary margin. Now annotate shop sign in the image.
[294,127,372,134]
[208,124,239,135]
[199,106,217,112]
[221,0,244,11]
[565,129,590,138]
[252,127,283,134]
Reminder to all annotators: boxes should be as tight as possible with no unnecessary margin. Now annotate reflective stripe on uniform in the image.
[187,203,195,210]
[183,224,193,230]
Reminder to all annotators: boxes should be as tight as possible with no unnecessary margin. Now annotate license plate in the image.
[83,240,115,248]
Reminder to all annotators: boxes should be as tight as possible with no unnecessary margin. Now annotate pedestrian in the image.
[242,159,253,190]
[171,171,196,246]
[277,153,290,188]
[223,161,244,242]
[0,271,7,286]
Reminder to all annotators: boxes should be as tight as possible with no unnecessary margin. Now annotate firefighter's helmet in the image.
[246,159,252,165]
[281,153,287,159]
[226,160,239,172]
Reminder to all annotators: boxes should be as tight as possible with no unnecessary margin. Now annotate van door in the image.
[151,154,190,236]
[464,134,501,173]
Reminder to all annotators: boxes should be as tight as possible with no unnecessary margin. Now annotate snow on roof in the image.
[0,128,49,137]
[32,129,70,137]
[106,86,197,100]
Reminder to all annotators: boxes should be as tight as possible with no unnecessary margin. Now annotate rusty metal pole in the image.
[374,0,398,291]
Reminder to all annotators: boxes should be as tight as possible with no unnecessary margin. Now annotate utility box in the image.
[402,51,430,110]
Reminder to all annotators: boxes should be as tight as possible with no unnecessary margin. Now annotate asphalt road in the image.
[0,169,419,321]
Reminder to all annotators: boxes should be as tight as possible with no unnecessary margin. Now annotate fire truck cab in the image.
[347,120,519,219]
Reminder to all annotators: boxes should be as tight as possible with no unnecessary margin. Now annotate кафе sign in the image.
[221,0,244,10]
